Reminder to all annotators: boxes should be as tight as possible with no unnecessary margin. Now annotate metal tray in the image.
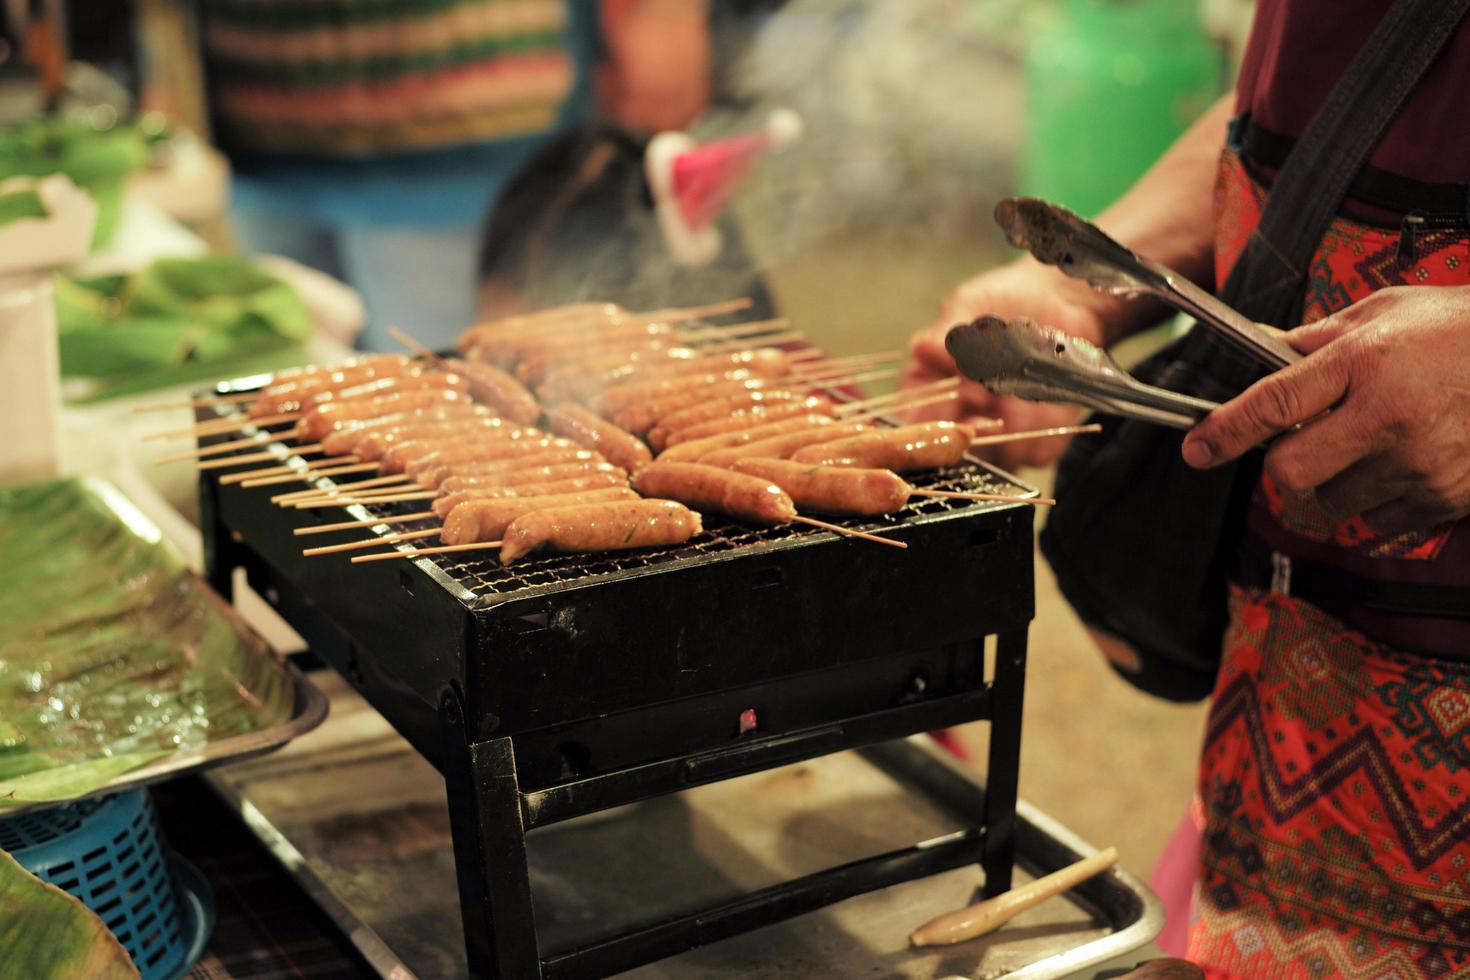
[207,672,1162,979]
[1,478,328,815]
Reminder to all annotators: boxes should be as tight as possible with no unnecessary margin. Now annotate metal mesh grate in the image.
[206,370,1035,607]
[325,461,1026,606]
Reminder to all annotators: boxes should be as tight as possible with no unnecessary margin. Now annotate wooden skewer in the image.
[910,489,1057,507]
[303,528,441,557]
[638,298,752,323]
[838,378,959,414]
[908,847,1119,947]
[844,389,959,424]
[791,515,906,549]
[197,445,327,471]
[351,541,503,564]
[239,461,377,489]
[154,431,279,464]
[293,511,438,536]
[274,474,412,504]
[295,490,437,508]
[970,423,1103,447]
[220,455,356,485]
[698,329,807,354]
[130,391,258,414]
[143,412,299,441]
[793,349,903,373]
[387,326,444,365]
[678,317,791,342]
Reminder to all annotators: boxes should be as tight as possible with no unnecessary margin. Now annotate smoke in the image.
[707,0,1028,263]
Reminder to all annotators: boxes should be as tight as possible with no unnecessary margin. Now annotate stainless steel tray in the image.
[1,479,328,815]
[208,672,1161,979]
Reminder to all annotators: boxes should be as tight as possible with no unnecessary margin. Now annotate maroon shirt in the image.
[1236,0,1470,185]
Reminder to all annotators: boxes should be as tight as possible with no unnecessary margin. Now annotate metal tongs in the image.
[946,315,1218,430]
[993,197,1300,371]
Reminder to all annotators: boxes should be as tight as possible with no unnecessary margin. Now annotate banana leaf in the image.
[55,256,312,403]
[0,117,149,249]
[0,849,138,979]
[0,478,296,809]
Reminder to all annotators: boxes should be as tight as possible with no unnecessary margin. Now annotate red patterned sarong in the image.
[1186,152,1470,978]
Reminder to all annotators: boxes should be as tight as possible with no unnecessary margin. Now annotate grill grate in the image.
[323,462,1023,605]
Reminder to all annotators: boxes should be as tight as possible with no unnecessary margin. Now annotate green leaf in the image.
[0,752,169,808]
[0,849,139,979]
[0,189,47,227]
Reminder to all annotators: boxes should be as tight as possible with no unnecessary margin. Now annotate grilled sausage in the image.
[250,356,417,416]
[378,427,545,471]
[402,437,581,479]
[613,378,777,434]
[441,358,542,426]
[656,414,837,463]
[697,422,875,468]
[293,389,473,441]
[731,459,911,516]
[351,416,526,460]
[318,405,499,455]
[591,369,756,417]
[499,499,703,564]
[540,348,792,406]
[631,462,795,525]
[658,397,838,449]
[271,352,412,384]
[440,487,638,544]
[456,302,622,352]
[789,421,975,472]
[545,404,653,473]
[432,471,631,518]
[417,450,604,489]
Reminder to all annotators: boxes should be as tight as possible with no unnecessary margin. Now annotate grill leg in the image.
[442,694,541,979]
[982,627,1027,897]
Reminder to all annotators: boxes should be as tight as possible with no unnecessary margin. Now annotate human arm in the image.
[1180,284,1470,536]
[902,92,1234,467]
[598,0,710,132]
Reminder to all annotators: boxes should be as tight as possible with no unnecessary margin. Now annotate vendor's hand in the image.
[902,259,1109,469]
[1181,285,1470,536]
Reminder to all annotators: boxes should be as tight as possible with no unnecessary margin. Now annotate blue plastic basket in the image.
[0,789,211,980]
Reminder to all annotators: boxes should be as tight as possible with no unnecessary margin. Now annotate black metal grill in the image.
[197,371,1036,980]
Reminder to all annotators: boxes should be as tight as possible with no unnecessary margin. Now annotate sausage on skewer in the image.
[632,462,796,525]
[417,449,603,489]
[697,422,874,468]
[499,499,703,564]
[545,404,653,473]
[730,458,910,516]
[655,414,837,463]
[441,358,542,426]
[441,487,639,544]
[660,398,838,449]
[788,421,975,472]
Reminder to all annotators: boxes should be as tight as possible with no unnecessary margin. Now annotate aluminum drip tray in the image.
[208,673,1162,979]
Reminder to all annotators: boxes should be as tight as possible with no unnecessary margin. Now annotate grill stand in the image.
[197,437,1034,979]
[424,634,1024,980]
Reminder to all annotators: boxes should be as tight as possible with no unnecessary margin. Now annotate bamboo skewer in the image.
[908,847,1119,947]
[970,423,1102,447]
[303,528,442,557]
[837,378,959,415]
[791,515,906,549]
[239,461,377,489]
[676,317,791,342]
[296,490,436,508]
[197,445,327,471]
[154,432,278,464]
[844,389,960,424]
[273,474,412,504]
[638,298,752,323]
[293,511,438,536]
[130,391,258,413]
[909,489,1057,507]
[144,412,298,441]
[351,541,503,564]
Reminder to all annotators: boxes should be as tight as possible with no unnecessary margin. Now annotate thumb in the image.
[1286,313,1355,356]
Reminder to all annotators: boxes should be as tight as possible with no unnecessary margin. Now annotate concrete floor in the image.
[764,227,1210,878]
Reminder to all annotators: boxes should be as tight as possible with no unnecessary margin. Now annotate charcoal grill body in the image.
[201,440,1034,979]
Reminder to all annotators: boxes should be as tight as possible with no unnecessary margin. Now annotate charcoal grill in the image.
[194,379,1037,979]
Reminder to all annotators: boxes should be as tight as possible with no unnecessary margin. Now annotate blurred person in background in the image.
[197,0,709,350]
